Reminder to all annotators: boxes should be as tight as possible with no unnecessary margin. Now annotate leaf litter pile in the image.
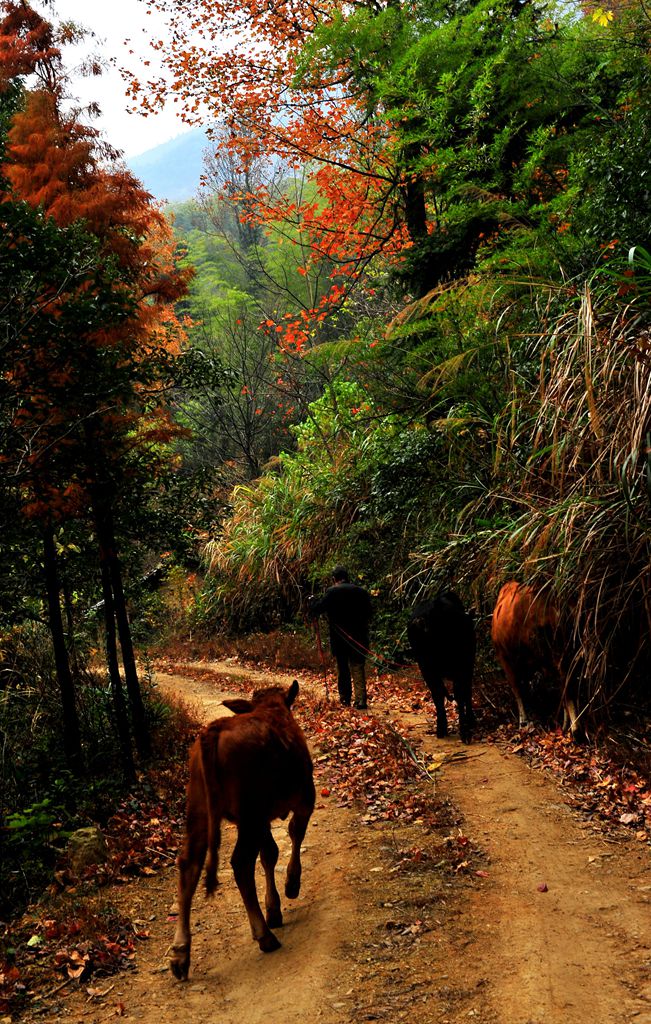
[305,700,437,826]
[498,725,651,839]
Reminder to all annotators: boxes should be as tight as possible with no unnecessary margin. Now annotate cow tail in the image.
[199,730,220,897]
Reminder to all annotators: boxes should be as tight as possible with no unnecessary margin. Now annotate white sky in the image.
[38,0,195,158]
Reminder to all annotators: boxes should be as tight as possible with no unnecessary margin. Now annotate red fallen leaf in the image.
[102,940,127,956]
[475,870,489,878]
[320,787,331,797]
[537,882,549,892]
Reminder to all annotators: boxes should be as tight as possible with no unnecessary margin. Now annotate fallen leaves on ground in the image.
[0,908,140,1015]
[0,737,192,1015]
[499,725,651,841]
[306,703,436,827]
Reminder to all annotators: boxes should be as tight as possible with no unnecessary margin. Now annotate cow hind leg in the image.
[454,680,474,744]
[563,697,585,742]
[424,672,448,738]
[204,820,221,896]
[504,664,530,728]
[170,824,208,981]
[231,828,280,953]
[260,827,283,929]
[286,801,313,900]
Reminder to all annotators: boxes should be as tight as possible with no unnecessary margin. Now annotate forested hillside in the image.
[1,0,650,942]
[128,127,211,202]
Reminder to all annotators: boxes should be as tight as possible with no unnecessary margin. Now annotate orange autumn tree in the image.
[129,0,414,352]
[0,1,191,772]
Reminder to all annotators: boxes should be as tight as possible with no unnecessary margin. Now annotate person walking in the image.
[308,566,372,709]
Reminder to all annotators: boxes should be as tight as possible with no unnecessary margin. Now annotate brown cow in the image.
[170,680,315,980]
[491,581,581,738]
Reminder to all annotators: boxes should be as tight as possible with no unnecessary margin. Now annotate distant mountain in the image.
[128,128,212,204]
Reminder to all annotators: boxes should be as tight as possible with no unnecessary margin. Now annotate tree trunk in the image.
[105,513,151,758]
[83,420,150,759]
[100,556,135,782]
[42,522,82,774]
[404,171,428,244]
[401,141,433,298]
[61,571,80,674]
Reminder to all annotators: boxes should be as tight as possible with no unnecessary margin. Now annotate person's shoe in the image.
[354,702,367,710]
[339,699,351,707]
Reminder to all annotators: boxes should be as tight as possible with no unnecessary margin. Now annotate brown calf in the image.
[170,680,315,980]
[491,581,581,738]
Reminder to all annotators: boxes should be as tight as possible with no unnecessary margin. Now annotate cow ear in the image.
[222,698,253,715]
[286,680,299,707]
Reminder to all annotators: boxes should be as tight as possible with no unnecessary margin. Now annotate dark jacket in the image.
[310,582,372,660]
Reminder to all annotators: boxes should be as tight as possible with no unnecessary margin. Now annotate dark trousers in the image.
[334,651,367,708]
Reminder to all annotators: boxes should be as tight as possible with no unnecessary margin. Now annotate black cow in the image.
[407,591,476,743]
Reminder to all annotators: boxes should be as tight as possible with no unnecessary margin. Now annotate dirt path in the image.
[435,735,651,1024]
[56,664,651,1024]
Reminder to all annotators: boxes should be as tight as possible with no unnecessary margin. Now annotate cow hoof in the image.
[266,908,283,928]
[170,947,190,981]
[259,932,282,953]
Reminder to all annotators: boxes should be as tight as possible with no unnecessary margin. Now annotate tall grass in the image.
[406,275,651,718]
